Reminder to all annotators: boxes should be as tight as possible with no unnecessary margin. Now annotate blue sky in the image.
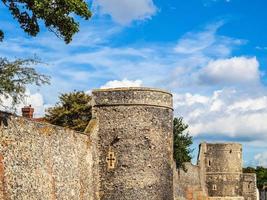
[1,0,267,167]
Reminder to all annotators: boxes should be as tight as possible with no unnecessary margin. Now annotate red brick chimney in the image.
[21,105,34,119]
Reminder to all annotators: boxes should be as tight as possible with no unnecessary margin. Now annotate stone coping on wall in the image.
[206,172,243,174]
[204,143,242,151]
[242,173,257,179]
[201,142,242,145]
[92,87,173,110]
[204,143,242,146]
[92,87,172,95]
[0,113,89,136]
[208,197,244,200]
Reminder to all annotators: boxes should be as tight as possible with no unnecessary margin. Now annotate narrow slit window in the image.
[212,184,217,191]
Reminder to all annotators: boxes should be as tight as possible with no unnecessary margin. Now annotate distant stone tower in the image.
[92,88,174,200]
[199,143,243,197]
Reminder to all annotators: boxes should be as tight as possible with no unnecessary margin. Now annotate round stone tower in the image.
[92,87,174,200]
[203,143,243,197]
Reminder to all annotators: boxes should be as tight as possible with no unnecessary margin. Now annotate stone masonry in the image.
[203,143,243,197]
[0,87,258,200]
[0,112,98,200]
[174,142,258,200]
[91,88,174,200]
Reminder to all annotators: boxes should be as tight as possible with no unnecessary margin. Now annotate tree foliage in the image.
[243,166,267,189]
[0,57,50,106]
[1,0,92,43]
[173,117,193,171]
[45,91,92,132]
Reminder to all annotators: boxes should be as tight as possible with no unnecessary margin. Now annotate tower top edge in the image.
[200,142,242,146]
[92,87,173,109]
[92,87,172,96]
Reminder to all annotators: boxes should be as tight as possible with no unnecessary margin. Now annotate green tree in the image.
[1,0,92,43]
[0,57,50,106]
[243,166,267,189]
[256,166,267,189]
[45,91,92,132]
[173,117,193,171]
[243,166,256,174]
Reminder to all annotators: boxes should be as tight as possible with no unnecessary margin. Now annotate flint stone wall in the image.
[205,144,242,173]
[208,197,244,200]
[259,188,267,200]
[204,143,243,197]
[173,162,208,200]
[0,87,259,200]
[0,114,97,200]
[176,143,257,200]
[242,173,258,200]
[92,88,174,200]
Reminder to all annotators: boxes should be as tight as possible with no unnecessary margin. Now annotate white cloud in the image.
[1,16,267,166]
[174,23,218,54]
[203,0,231,6]
[174,93,209,106]
[256,46,267,51]
[0,22,247,96]
[228,97,267,112]
[254,152,267,167]
[199,57,260,85]
[100,79,143,89]
[1,21,267,147]
[94,0,157,25]
[163,22,246,89]
[174,89,267,144]
[0,90,48,117]
[174,21,243,57]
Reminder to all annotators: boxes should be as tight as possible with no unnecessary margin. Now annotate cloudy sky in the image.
[1,0,267,167]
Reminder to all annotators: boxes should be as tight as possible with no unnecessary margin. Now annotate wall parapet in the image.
[208,197,244,200]
[92,87,173,109]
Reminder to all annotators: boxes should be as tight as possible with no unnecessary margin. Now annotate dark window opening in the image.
[212,184,217,191]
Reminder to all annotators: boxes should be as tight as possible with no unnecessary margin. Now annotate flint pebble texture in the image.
[0,115,97,200]
[242,173,257,200]
[92,88,174,200]
[173,162,208,200]
[204,143,243,197]
[173,143,258,200]
[208,197,245,200]
[0,87,259,200]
